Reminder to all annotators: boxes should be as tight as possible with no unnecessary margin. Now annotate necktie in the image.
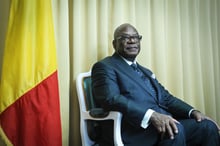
[131,63,157,97]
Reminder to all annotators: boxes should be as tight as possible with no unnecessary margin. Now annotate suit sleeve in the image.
[140,65,194,118]
[156,80,194,118]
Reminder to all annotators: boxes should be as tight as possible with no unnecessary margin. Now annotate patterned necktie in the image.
[131,63,157,97]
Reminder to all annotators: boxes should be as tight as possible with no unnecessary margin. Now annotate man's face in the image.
[113,26,142,61]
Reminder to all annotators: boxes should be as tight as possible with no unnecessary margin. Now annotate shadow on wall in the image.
[0,0,10,145]
[0,0,10,77]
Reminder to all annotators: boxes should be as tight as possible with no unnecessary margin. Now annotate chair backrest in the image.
[76,71,94,113]
[76,71,102,146]
[76,71,124,146]
[82,73,96,110]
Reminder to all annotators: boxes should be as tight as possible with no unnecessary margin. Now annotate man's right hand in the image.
[150,112,179,140]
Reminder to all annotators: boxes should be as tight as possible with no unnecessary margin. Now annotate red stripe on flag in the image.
[0,71,62,146]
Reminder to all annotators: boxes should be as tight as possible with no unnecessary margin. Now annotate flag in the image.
[0,0,62,145]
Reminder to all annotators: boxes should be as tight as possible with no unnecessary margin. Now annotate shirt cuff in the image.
[188,108,195,118]
[141,109,155,129]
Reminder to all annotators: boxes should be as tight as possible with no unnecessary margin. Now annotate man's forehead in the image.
[115,26,138,37]
[119,30,138,35]
[120,26,137,32]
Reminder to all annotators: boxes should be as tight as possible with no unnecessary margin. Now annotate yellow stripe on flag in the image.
[0,0,57,113]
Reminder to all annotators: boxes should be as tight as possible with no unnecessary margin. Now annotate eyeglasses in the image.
[115,35,142,42]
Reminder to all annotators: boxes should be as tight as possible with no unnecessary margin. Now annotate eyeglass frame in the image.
[115,34,142,42]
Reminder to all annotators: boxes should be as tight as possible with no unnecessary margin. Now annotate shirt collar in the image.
[120,55,137,65]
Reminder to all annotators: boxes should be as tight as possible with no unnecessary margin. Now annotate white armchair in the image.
[76,71,124,146]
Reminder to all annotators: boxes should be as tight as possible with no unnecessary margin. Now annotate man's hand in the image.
[150,112,179,140]
[190,110,206,122]
[191,110,220,131]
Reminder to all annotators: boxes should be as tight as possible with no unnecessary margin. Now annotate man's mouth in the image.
[126,47,138,51]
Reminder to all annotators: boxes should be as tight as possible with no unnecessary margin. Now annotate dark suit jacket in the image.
[91,53,193,146]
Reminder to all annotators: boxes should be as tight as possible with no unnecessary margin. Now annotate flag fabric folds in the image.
[0,0,62,145]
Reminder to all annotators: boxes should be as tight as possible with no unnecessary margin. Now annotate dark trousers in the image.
[153,119,220,146]
[180,119,220,146]
[98,119,220,146]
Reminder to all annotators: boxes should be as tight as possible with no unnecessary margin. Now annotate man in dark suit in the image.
[91,23,220,146]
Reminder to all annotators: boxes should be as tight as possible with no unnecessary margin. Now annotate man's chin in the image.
[126,51,139,56]
[126,48,139,54]
[123,54,138,61]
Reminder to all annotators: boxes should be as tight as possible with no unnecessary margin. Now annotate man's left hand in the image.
[191,110,220,131]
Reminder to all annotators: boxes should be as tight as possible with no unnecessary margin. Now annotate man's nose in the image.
[127,37,136,43]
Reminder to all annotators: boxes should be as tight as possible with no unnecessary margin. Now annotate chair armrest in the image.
[111,111,123,146]
[81,110,124,146]
[89,108,109,118]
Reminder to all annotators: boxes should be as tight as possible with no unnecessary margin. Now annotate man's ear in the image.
[112,40,116,49]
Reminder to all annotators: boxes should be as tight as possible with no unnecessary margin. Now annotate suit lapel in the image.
[138,64,161,100]
[111,54,143,85]
[110,53,158,98]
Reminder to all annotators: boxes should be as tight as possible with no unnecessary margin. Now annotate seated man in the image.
[91,23,220,146]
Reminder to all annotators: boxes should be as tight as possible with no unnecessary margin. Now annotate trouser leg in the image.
[180,119,220,146]
[158,123,186,146]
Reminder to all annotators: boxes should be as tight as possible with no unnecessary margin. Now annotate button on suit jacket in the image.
[91,53,193,146]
